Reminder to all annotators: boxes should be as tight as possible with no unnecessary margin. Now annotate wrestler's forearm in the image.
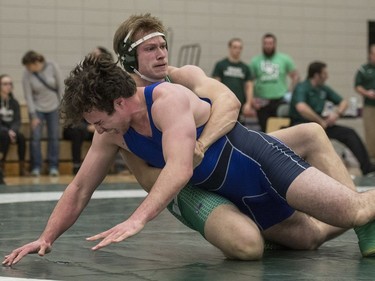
[40,184,91,244]
[198,92,240,151]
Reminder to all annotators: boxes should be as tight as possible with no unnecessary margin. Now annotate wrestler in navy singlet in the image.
[124,82,311,230]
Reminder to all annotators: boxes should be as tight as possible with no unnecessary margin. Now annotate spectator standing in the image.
[290,61,375,176]
[249,33,299,131]
[22,50,62,177]
[354,44,375,160]
[212,38,254,120]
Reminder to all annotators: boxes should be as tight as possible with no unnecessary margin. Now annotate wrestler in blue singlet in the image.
[124,82,311,230]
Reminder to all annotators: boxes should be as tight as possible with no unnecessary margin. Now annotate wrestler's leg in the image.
[264,166,375,254]
[168,185,264,260]
[270,123,355,242]
[269,123,355,190]
[287,167,374,228]
[123,149,264,260]
[263,211,342,250]
[204,204,264,260]
[267,127,375,256]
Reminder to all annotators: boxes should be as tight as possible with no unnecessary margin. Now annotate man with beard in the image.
[249,33,299,132]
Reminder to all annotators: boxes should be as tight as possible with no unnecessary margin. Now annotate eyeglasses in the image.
[1,82,13,86]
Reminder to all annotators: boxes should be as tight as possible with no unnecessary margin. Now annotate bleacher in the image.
[4,105,91,176]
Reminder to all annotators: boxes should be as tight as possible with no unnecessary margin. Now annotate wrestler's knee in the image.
[301,123,328,144]
[222,233,264,260]
[204,205,264,261]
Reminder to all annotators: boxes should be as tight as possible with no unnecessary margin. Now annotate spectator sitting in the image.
[63,122,94,174]
[0,74,28,178]
[289,61,375,176]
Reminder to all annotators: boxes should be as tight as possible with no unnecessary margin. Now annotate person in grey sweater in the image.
[21,50,62,176]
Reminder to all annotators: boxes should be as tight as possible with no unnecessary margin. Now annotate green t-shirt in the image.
[212,58,252,105]
[249,52,295,100]
[354,63,375,107]
[289,79,342,123]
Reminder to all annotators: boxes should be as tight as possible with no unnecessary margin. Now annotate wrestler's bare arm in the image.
[168,65,240,151]
[3,132,120,266]
[86,83,201,251]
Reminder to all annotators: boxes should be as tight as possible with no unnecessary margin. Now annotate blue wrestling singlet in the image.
[124,82,311,230]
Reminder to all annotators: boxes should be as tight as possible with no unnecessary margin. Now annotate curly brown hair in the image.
[61,54,136,127]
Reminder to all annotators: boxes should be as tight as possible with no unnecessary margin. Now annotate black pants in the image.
[256,98,285,132]
[0,130,26,161]
[63,127,93,164]
[325,125,373,174]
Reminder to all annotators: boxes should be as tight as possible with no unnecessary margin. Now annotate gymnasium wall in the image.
[0,0,374,103]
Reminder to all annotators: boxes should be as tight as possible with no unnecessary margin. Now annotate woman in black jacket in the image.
[0,74,27,178]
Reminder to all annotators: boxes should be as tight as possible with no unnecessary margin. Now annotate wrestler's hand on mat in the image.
[193,140,205,168]
[2,239,52,266]
[86,219,145,251]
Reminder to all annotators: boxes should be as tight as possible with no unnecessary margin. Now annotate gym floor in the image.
[0,175,375,281]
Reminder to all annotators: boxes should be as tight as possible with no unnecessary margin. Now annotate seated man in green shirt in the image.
[290,61,375,175]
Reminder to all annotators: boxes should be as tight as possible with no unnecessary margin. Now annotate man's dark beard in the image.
[263,48,275,58]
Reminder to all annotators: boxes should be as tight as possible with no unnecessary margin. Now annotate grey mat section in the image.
[1,182,375,281]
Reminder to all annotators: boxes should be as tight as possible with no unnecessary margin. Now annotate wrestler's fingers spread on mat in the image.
[3,241,47,266]
[86,230,111,241]
[2,255,13,266]
[91,236,120,251]
[3,250,25,266]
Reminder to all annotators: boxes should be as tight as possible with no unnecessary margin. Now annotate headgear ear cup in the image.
[118,30,167,73]
[118,38,138,73]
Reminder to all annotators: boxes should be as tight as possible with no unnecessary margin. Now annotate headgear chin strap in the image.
[118,29,166,78]
[133,69,160,83]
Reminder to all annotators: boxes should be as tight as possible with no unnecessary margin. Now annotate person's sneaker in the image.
[0,169,6,185]
[354,221,375,257]
[49,168,59,177]
[364,171,375,178]
[31,168,40,177]
[364,164,375,176]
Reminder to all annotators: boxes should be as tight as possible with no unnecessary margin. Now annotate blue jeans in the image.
[30,110,60,170]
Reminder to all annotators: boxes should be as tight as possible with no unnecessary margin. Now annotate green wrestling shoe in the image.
[354,221,375,257]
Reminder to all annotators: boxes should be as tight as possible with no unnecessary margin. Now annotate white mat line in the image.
[0,187,373,205]
[0,190,147,204]
[0,277,57,281]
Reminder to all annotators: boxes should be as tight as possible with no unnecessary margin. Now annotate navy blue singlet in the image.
[124,82,311,230]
